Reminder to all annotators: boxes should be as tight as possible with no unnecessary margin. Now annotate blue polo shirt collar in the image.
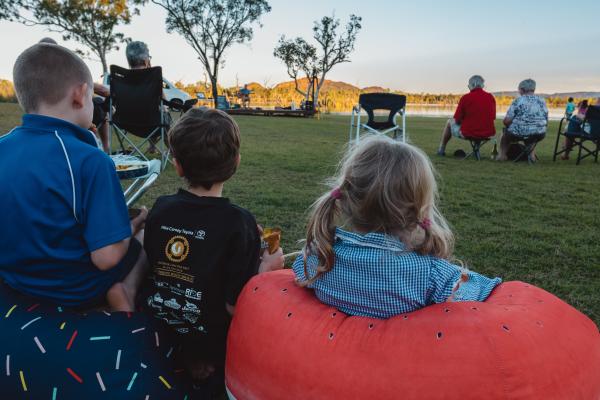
[21,114,97,147]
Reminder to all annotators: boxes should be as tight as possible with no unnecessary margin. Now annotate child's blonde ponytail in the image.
[300,190,339,286]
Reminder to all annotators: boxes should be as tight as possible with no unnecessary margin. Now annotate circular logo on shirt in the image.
[165,235,189,263]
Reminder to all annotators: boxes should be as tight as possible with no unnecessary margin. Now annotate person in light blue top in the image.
[565,97,576,120]
[292,136,501,319]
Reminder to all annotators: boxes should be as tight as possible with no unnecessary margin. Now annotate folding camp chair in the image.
[507,131,545,164]
[553,106,600,164]
[112,155,161,207]
[461,136,496,160]
[349,93,407,143]
[109,65,174,170]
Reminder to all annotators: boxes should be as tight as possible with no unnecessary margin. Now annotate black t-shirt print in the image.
[142,189,261,362]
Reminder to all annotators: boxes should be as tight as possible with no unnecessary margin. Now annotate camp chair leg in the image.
[402,112,406,142]
[552,118,567,161]
[356,112,361,143]
[113,126,126,155]
[576,141,584,165]
[463,139,489,161]
[474,141,483,160]
[349,109,356,142]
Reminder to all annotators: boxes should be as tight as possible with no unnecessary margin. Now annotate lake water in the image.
[330,104,566,120]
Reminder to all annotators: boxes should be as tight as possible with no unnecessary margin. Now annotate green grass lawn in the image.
[1,102,599,325]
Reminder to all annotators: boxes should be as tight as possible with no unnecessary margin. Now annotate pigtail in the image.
[414,205,454,260]
[299,190,340,286]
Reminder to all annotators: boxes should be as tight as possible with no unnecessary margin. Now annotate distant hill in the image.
[361,86,389,93]
[493,91,600,99]
[546,91,600,99]
[273,77,360,93]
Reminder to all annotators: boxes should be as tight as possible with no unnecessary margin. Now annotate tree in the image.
[274,14,362,108]
[0,0,17,20]
[273,36,318,101]
[152,0,271,108]
[0,0,145,74]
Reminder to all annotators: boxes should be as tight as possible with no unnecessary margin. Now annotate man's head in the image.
[168,108,241,190]
[467,75,485,90]
[126,41,151,69]
[518,79,536,94]
[13,43,93,127]
[568,97,574,103]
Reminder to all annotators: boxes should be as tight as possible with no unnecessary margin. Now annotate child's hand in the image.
[130,206,148,236]
[258,247,284,273]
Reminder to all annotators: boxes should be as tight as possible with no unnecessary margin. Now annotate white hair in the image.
[126,41,150,68]
[468,75,485,90]
[518,79,536,93]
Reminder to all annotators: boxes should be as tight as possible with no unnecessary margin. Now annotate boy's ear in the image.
[173,157,185,177]
[236,153,241,167]
[72,82,89,109]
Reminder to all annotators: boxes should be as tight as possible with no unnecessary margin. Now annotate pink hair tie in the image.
[330,188,342,199]
[418,218,432,230]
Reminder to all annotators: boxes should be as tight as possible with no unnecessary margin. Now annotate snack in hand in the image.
[261,228,281,254]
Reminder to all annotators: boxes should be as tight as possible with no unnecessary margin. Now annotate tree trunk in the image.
[99,50,108,76]
[293,77,307,98]
[315,75,326,110]
[306,78,313,102]
[210,76,219,109]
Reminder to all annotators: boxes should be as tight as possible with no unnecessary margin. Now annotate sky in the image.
[1,0,599,94]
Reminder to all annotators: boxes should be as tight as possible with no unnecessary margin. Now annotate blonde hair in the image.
[302,136,454,285]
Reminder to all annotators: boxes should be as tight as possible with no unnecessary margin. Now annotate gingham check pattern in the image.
[293,228,501,319]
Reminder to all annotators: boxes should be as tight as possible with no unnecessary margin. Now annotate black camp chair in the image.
[109,65,185,170]
[553,106,600,164]
[349,93,407,142]
[505,130,545,164]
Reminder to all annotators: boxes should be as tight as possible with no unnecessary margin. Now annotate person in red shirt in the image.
[437,75,497,156]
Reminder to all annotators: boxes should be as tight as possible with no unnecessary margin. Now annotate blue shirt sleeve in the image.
[292,251,318,285]
[80,153,131,252]
[427,258,462,304]
[428,258,502,304]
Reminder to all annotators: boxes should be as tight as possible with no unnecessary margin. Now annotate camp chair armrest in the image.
[163,98,197,112]
[162,99,182,110]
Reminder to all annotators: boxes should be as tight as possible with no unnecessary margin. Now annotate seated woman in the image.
[498,79,548,161]
[560,98,600,160]
[124,41,171,153]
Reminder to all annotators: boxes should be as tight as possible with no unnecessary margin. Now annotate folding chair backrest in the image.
[585,106,600,137]
[359,93,407,130]
[110,65,163,137]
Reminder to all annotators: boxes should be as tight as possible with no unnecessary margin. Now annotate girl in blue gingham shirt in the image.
[292,136,501,319]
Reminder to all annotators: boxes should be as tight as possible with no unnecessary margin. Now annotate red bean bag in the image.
[226,270,600,400]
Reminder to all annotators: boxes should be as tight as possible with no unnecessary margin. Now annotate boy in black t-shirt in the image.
[143,108,284,395]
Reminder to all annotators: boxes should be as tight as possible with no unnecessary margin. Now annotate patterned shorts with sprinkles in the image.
[0,284,197,399]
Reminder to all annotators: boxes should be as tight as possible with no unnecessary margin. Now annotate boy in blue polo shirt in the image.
[0,43,147,311]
